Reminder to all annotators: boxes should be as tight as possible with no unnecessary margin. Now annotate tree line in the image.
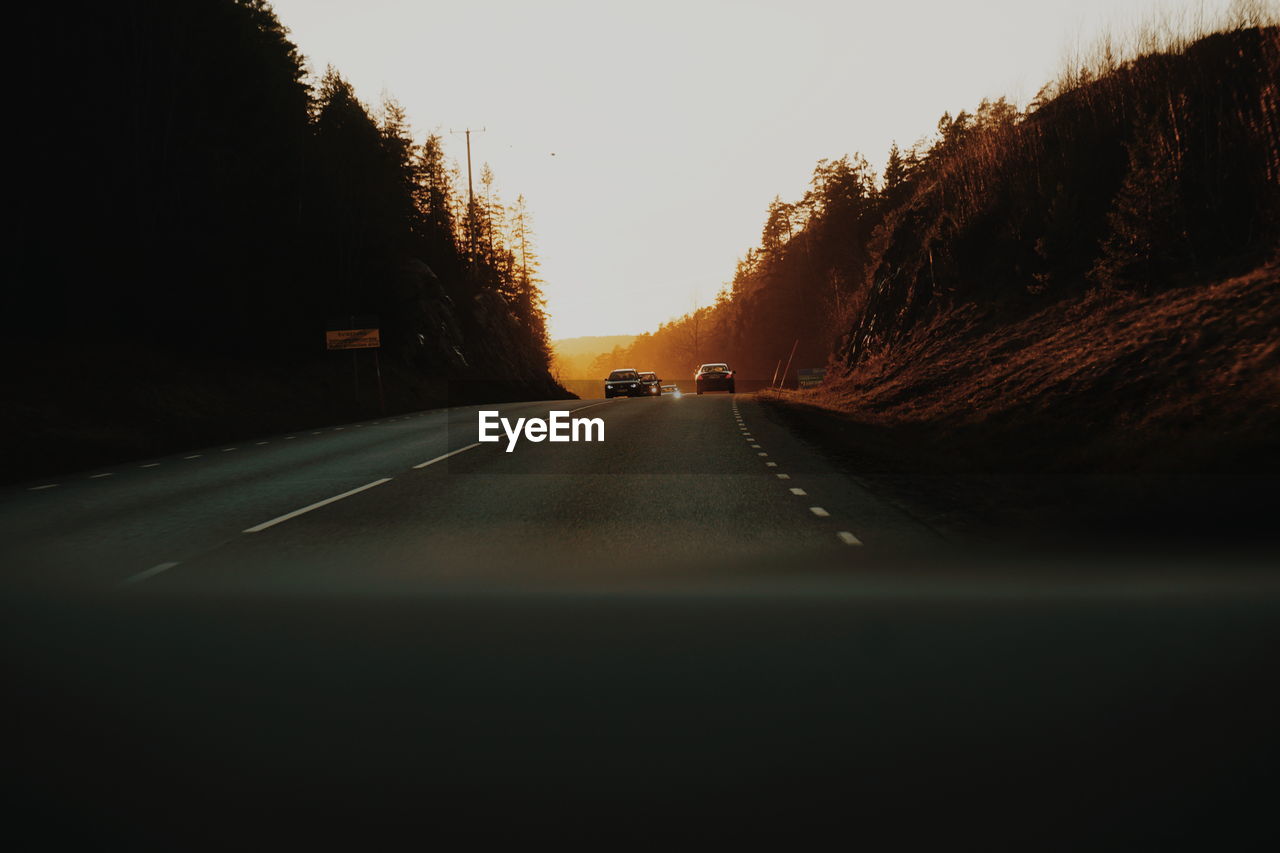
[12,0,556,392]
[604,20,1279,384]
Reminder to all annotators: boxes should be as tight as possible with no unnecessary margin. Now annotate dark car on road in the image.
[637,371,662,396]
[695,363,735,395]
[605,369,647,398]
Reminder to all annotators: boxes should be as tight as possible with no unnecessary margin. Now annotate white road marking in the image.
[765,462,778,468]
[29,484,59,491]
[334,428,344,431]
[312,431,322,435]
[757,452,768,457]
[256,441,269,446]
[751,444,761,449]
[139,463,160,468]
[222,448,237,452]
[121,561,180,586]
[789,487,807,496]
[285,436,296,440]
[776,473,790,479]
[184,454,202,460]
[809,507,830,517]
[838,531,863,546]
[89,473,114,479]
[243,478,393,533]
[414,442,482,469]
[569,400,614,413]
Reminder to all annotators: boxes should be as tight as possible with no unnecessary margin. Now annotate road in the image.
[1,393,938,590]
[3,393,1279,847]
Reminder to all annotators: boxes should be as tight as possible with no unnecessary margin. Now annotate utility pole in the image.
[450,127,486,261]
[781,339,799,390]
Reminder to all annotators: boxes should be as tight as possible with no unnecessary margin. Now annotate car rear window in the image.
[608,371,638,381]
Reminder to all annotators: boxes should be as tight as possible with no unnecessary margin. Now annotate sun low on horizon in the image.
[270,0,1241,341]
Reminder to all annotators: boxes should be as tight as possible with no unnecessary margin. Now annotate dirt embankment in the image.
[762,263,1280,548]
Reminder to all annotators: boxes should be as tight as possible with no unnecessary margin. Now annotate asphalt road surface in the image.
[4,393,1278,847]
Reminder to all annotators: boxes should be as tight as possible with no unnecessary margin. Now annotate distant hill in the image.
[552,335,637,359]
[551,334,638,390]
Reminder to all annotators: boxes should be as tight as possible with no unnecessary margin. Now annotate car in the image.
[604,368,647,398]
[695,363,735,395]
[637,371,662,396]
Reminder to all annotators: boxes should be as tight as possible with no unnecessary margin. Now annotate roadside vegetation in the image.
[604,12,1278,534]
[7,0,565,481]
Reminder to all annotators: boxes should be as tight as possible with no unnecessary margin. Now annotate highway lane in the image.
[5,392,1279,846]
[1,393,939,590]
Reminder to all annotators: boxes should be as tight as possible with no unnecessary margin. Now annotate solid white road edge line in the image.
[414,443,482,469]
[121,562,180,586]
[243,478,393,533]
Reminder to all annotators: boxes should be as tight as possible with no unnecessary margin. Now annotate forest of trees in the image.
[12,0,559,395]
[607,21,1279,385]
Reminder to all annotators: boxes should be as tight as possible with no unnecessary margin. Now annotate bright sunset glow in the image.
[271,0,1241,339]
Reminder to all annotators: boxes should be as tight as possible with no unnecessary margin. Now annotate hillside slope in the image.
[767,262,1280,543]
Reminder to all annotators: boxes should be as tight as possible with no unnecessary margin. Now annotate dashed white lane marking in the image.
[89,473,114,479]
[221,448,237,452]
[139,463,160,468]
[185,455,202,460]
[751,444,762,449]
[789,487,807,496]
[414,442,482,469]
[569,400,615,413]
[29,484,59,491]
[121,561,180,586]
[765,462,778,468]
[243,478,393,533]
[334,428,344,431]
[757,452,769,457]
[838,531,863,546]
[809,506,830,517]
[256,441,269,446]
[776,473,790,479]
[312,431,322,435]
[285,436,296,440]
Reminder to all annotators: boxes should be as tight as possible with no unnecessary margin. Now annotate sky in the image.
[270,0,1238,339]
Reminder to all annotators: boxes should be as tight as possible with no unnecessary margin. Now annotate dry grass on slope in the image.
[763,264,1280,545]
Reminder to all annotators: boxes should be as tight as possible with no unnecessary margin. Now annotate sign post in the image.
[797,367,827,389]
[326,315,384,414]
